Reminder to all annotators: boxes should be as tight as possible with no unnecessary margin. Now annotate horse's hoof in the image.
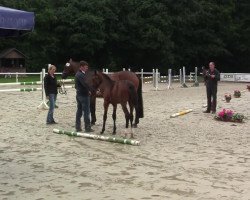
[112,132,116,135]
[100,131,104,134]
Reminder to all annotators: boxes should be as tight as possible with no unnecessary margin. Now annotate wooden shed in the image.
[0,48,26,73]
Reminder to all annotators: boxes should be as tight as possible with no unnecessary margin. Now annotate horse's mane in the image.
[99,72,115,84]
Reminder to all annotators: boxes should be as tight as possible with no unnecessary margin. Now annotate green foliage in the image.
[0,0,249,72]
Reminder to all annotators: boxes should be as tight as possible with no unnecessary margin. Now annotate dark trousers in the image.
[76,95,91,131]
[206,85,217,112]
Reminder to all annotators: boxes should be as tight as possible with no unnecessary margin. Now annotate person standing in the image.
[203,62,220,114]
[44,65,60,124]
[75,61,94,132]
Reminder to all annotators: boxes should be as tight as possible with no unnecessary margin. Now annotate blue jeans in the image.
[76,95,91,130]
[47,94,57,123]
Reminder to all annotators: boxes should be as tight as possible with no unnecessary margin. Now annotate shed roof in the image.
[0,48,26,59]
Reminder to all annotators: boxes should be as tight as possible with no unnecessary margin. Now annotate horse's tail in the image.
[137,75,144,118]
[128,83,138,111]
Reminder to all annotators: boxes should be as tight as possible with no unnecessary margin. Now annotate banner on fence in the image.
[220,73,250,82]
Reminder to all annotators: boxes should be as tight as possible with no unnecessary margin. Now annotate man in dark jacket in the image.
[203,62,220,114]
[75,60,94,132]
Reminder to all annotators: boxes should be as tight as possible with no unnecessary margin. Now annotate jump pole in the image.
[192,67,199,87]
[0,88,42,92]
[37,68,49,109]
[53,129,140,146]
[0,81,42,86]
[170,109,193,118]
[181,66,188,88]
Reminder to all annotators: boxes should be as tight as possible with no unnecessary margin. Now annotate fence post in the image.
[179,68,182,85]
[141,68,144,89]
[155,68,158,90]
[37,68,49,109]
[15,72,18,83]
[152,69,155,87]
[192,67,199,87]
[182,66,188,88]
[167,69,173,89]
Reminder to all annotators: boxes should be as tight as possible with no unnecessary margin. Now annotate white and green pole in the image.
[0,88,42,92]
[53,129,140,146]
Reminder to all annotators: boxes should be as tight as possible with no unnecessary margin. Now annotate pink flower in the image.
[226,110,233,118]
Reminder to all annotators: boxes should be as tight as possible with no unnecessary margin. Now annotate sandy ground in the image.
[0,81,249,200]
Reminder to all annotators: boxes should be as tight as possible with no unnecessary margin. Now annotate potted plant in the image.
[214,109,245,123]
[234,90,241,98]
[224,93,231,103]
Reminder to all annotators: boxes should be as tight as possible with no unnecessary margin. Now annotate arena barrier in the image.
[53,129,140,146]
[170,109,193,118]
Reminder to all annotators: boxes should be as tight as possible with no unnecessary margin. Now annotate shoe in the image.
[85,128,94,133]
[76,128,83,132]
[52,120,58,124]
[203,110,210,113]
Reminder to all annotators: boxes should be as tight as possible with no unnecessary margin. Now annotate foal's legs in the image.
[90,95,96,125]
[121,104,130,128]
[128,103,134,138]
[122,103,133,138]
[128,102,134,128]
[112,104,117,134]
[101,101,109,134]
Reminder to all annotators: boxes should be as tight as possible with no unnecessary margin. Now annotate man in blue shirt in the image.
[75,61,94,132]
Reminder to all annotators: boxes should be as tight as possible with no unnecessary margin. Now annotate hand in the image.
[211,75,215,78]
[88,91,92,96]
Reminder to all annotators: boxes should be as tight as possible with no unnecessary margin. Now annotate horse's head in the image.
[87,71,102,89]
[61,59,77,79]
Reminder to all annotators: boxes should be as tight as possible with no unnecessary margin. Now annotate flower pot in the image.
[225,98,231,103]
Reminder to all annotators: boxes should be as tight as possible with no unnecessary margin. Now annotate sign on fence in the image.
[220,73,250,82]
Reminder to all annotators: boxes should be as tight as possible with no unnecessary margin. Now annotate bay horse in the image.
[90,71,138,137]
[61,59,143,127]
